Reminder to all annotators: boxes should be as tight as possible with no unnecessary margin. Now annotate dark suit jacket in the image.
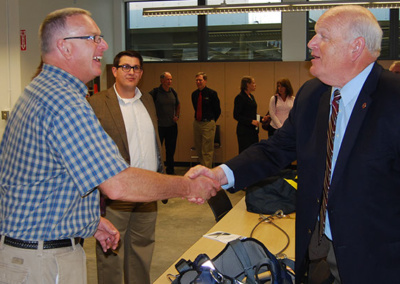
[234,91,259,152]
[226,63,400,283]
[88,87,164,209]
[191,86,221,121]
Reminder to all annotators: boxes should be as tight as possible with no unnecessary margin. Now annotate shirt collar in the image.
[113,84,142,104]
[331,62,374,106]
[42,63,88,97]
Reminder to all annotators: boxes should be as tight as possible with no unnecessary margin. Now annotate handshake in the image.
[183,165,228,204]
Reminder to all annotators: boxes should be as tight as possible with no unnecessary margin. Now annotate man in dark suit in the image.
[88,50,162,284]
[187,5,400,283]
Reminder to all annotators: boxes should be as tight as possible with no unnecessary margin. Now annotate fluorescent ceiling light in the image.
[142,1,400,16]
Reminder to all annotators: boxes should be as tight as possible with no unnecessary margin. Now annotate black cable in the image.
[249,210,291,257]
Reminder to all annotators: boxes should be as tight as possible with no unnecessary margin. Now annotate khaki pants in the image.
[193,120,216,168]
[96,202,157,284]
[0,236,86,284]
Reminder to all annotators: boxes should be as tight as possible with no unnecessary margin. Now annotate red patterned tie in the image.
[319,89,341,241]
[196,91,202,121]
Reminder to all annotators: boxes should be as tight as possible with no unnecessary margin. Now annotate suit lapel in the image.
[316,89,331,157]
[331,63,382,190]
[314,88,332,195]
[105,88,130,155]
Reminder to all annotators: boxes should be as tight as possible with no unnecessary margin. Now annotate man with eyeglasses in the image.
[0,8,219,284]
[88,50,161,284]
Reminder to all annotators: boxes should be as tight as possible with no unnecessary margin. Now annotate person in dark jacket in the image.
[191,72,221,168]
[233,76,260,153]
[187,5,400,283]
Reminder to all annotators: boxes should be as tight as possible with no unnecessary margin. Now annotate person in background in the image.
[233,76,260,153]
[0,8,219,284]
[268,78,295,137]
[150,72,180,175]
[187,5,400,283]
[88,50,160,284]
[191,72,221,168]
[389,60,400,74]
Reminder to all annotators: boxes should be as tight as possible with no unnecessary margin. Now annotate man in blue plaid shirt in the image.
[0,8,219,284]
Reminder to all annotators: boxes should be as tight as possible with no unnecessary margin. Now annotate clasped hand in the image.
[94,217,120,252]
[184,165,225,204]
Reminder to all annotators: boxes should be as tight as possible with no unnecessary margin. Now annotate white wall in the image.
[0,0,21,136]
[0,0,124,139]
[282,11,307,61]
[18,0,119,89]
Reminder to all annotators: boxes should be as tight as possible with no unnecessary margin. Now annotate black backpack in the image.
[169,238,294,284]
[245,169,297,215]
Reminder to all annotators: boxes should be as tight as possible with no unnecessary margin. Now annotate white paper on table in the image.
[203,231,244,243]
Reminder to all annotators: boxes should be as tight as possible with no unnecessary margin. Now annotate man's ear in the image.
[351,37,365,61]
[112,66,118,78]
[57,39,72,59]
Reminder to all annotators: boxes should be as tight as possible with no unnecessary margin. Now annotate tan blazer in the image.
[88,87,165,209]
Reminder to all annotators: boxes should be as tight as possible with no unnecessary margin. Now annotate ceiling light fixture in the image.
[142,0,400,17]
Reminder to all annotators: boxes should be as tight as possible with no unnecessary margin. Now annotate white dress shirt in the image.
[114,84,158,172]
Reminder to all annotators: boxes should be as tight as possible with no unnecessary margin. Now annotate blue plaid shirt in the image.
[0,64,129,240]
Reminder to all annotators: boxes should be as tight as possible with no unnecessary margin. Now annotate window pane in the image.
[207,0,282,61]
[308,8,390,59]
[127,1,198,61]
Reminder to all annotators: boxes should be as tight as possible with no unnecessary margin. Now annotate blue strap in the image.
[230,239,257,284]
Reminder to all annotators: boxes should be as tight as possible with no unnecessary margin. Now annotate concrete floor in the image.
[83,167,245,283]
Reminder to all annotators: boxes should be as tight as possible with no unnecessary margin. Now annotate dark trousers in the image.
[307,222,341,284]
[268,126,277,137]
[158,124,178,174]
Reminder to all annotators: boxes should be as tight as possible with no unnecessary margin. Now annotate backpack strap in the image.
[229,239,257,284]
[151,87,158,103]
[171,87,179,107]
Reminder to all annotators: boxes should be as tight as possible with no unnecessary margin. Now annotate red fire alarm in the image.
[20,30,27,51]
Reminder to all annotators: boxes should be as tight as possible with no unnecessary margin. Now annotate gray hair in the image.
[324,5,382,58]
[160,72,171,79]
[39,8,91,55]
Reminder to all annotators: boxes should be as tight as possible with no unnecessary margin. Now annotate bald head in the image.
[308,5,382,87]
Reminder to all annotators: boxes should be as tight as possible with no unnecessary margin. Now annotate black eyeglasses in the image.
[117,64,143,73]
[63,35,104,44]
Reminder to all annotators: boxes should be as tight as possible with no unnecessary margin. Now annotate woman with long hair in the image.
[268,78,295,137]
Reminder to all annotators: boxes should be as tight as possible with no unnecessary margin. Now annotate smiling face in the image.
[307,12,354,87]
[196,75,207,90]
[64,14,108,83]
[112,55,143,98]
